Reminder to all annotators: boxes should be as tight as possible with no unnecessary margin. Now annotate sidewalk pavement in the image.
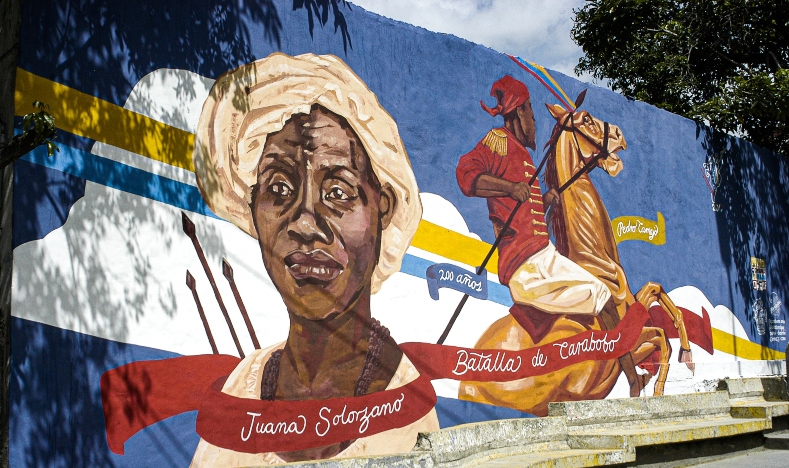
[686,446,789,468]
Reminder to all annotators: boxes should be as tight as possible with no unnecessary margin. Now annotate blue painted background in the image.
[11,0,789,466]
[17,0,789,333]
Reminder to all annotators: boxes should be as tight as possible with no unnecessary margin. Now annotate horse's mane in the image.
[544,122,569,257]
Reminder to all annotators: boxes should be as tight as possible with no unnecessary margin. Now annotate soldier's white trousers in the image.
[508,241,611,315]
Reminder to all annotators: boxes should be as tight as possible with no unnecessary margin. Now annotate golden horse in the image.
[458,102,693,416]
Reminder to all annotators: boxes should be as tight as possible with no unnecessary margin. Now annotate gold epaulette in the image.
[482,128,508,157]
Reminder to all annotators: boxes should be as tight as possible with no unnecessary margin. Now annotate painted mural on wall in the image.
[9,0,789,466]
[102,53,703,463]
[452,74,708,415]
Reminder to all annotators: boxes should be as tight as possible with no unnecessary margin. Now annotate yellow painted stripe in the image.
[14,68,194,172]
[14,69,496,272]
[711,328,785,360]
[411,220,499,275]
[527,61,576,110]
[15,69,788,362]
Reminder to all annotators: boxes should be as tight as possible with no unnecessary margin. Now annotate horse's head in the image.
[546,103,627,176]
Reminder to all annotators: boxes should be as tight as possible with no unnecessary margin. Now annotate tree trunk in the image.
[0,126,53,171]
[0,0,21,466]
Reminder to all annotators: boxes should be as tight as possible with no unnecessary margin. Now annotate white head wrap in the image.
[193,53,422,293]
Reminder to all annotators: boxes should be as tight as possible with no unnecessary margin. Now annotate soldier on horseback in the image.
[456,76,611,334]
[456,75,646,397]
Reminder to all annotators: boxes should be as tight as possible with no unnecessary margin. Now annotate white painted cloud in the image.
[125,68,215,134]
[90,68,216,186]
[350,0,597,81]
[419,192,481,240]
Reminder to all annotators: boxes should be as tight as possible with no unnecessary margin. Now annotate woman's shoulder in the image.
[385,352,421,390]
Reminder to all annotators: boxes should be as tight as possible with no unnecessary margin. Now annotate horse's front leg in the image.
[635,282,694,373]
[630,326,671,396]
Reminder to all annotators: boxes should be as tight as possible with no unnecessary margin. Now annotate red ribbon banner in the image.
[196,372,436,453]
[101,303,651,454]
[402,303,650,381]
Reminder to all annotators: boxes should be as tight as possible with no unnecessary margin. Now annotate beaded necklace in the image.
[260,319,390,400]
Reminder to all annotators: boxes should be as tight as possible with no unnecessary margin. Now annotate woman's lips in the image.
[284,249,343,283]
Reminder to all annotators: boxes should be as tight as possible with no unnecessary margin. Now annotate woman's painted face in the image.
[251,107,391,320]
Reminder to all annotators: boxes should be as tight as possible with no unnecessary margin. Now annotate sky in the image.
[349,0,597,83]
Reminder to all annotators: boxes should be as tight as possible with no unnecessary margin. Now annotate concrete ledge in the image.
[271,452,434,467]
[549,391,732,427]
[720,377,769,399]
[278,377,787,467]
[474,448,634,467]
[719,377,787,401]
[413,417,567,464]
[723,376,789,419]
[568,416,770,449]
[731,401,789,419]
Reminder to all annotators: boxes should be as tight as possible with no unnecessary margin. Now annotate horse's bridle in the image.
[553,113,611,192]
[534,111,611,191]
[563,113,611,165]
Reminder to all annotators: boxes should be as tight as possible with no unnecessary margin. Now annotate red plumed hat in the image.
[480,75,530,117]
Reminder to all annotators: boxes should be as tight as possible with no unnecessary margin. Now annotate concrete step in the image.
[568,416,771,450]
[281,377,788,467]
[731,400,789,419]
[719,377,788,401]
[412,417,572,466]
[764,431,789,450]
[549,391,735,428]
[472,448,633,467]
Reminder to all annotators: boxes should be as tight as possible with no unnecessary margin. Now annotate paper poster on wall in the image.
[751,257,767,291]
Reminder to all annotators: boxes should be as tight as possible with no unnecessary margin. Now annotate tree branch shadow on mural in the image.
[21,0,353,106]
[11,2,358,465]
[294,0,353,52]
[700,124,789,353]
[10,152,228,465]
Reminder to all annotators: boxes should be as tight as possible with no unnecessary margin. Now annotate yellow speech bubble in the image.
[611,212,665,245]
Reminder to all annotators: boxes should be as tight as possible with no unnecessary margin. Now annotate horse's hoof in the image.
[678,348,695,375]
[629,379,643,397]
[640,373,653,390]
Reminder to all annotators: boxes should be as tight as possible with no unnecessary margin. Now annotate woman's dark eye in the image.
[269,181,294,197]
[325,186,351,201]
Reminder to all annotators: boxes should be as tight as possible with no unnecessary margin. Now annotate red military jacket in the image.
[456,127,550,285]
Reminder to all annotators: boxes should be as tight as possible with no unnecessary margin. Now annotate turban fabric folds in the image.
[193,53,422,293]
[480,75,530,117]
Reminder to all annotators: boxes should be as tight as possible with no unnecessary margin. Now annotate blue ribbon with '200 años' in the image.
[425,263,487,301]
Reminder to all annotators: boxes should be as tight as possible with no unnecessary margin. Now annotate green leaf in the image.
[572,0,789,154]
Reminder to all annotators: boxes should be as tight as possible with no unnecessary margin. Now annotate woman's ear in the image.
[379,183,396,230]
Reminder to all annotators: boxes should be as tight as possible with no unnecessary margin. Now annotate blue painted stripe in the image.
[435,396,534,428]
[21,139,218,219]
[21,139,514,308]
[14,117,97,152]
